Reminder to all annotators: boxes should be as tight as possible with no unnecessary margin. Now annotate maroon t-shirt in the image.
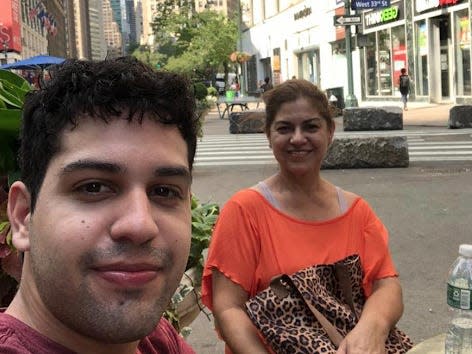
[0,313,195,354]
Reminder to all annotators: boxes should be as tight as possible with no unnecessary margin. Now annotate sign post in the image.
[344,0,358,108]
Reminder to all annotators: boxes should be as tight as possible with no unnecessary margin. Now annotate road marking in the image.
[194,134,472,166]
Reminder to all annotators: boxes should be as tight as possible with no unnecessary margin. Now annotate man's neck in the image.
[6,287,140,354]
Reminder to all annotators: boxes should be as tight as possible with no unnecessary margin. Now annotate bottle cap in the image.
[459,244,472,257]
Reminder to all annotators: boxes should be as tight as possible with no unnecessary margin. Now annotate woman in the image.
[202,80,404,354]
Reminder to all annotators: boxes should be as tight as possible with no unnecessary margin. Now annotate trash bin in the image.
[226,90,235,101]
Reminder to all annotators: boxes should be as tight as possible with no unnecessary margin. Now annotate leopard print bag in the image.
[245,254,413,354]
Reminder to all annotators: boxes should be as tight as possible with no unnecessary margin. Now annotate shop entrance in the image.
[430,14,452,102]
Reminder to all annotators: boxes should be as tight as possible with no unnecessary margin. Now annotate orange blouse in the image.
[202,189,398,352]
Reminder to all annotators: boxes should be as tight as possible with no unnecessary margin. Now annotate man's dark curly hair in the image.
[20,56,198,210]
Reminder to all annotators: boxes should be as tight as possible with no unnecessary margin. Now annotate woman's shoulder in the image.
[225,188,267,209]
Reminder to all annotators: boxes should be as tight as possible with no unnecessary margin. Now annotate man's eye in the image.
[151,186,182,199]
[77,182,111,194]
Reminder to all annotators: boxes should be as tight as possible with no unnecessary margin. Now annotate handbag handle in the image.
[271,275,344,348]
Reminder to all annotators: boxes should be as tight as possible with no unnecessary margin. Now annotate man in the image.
[2,57,198,353]
[259,76,273,93]
[399,68,410,111]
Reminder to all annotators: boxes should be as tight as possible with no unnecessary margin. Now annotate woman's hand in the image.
[336,321,387,354]
[336,276,403,354]
[212,269,269,354]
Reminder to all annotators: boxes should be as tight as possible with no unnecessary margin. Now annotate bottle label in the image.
[447,284,471,310]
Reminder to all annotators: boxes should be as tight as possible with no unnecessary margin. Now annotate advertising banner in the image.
[0,0,22,53]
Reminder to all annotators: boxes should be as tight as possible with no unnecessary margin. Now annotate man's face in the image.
[17,115,191,343]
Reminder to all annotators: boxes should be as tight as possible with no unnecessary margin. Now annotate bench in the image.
[448,105,472,128]
[343,107,403,131]
[229,110,265,134]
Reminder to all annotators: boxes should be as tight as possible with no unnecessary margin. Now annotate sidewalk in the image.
[357,100,452,127]
[204,100,453,136]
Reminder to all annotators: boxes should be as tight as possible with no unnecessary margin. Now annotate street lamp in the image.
[237,0,246,96]
[2,39,8,61]
[344,0,358,107]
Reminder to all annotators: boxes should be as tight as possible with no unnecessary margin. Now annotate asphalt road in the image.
[185,103,472,353]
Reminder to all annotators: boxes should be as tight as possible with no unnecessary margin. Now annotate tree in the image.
[151,1,238,81]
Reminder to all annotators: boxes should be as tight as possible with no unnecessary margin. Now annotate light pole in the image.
[2,39,8,62]
[344,0,358,107]
[237,0,246,96]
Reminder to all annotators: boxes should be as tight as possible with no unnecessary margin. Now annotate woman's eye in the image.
[276,126,291,133]
[306,124,319,131]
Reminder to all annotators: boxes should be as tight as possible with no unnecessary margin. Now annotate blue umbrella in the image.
[0,54,65,70]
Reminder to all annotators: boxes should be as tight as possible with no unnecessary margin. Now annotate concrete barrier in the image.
[343,107,403,131]
[448,105,472,128]
[322,136,409,169]
[229,110,265,134]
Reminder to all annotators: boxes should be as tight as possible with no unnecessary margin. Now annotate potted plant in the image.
[164,195,219,335]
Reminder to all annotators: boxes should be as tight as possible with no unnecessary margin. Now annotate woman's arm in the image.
[336,276,404,354]
[212,269,269,354]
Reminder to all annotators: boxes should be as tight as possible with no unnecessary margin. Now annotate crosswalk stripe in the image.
[194,134,472,166]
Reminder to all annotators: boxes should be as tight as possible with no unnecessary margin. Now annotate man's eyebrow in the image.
[154,166,192,183]
[59,160,192,182]
[60,160,122,175]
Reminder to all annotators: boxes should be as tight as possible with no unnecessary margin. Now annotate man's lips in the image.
[92,263,161,287]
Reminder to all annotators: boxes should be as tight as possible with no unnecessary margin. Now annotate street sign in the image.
[333,15,362,26]
[351,0,390,10]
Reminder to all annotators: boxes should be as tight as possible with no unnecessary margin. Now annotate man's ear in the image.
[7,181,32,252]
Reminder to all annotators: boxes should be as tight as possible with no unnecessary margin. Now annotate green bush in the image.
[207,86,217,97]
[193,82,208,101]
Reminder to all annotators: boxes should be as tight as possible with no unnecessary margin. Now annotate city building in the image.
[1,0,25,65]
[45,0,68,58]
[18,0,48,61]
[103,0,123,57]
[240,0,472,104]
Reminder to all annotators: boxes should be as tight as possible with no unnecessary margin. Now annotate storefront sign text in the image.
[416,0,461,13]
[294,7,312,21]
[364,6,399,27]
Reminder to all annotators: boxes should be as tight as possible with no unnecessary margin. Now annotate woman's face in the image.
[268,97,334,176]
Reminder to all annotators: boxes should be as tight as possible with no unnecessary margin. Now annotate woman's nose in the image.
[290,127,307,144]
[109,189,159,244]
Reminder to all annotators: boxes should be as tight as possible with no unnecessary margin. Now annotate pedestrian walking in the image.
[399,68,410,111]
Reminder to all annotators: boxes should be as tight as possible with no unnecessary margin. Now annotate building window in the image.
[415,20,428,96]
[392,25,406,95]
[454,9,471,96]
[365,33,378,95]
[378,29,392,96]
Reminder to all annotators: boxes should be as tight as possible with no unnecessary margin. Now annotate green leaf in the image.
[0,109,22,134]
[0,85,23,108]
[0,69,30,91]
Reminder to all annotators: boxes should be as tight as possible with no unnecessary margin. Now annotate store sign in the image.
[351,0,390,9]
[294,7,312,21]
[416,0,462,13]
[0,0,22,53]
[364,6,399,27]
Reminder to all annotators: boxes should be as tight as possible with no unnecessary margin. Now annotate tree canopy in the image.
[150,0,238,79]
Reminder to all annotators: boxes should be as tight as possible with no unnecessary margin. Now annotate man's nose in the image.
[109,189,159,244]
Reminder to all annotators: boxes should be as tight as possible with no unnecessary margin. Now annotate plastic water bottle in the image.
[445,244,472,354]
